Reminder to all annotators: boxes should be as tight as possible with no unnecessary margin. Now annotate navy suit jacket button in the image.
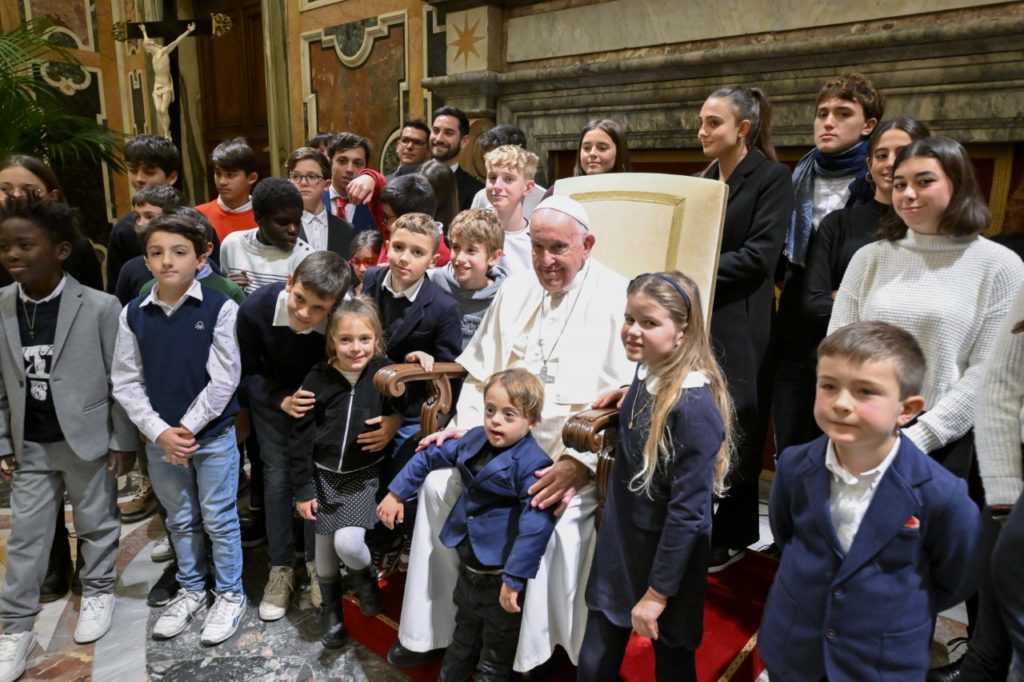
[825,628,838,639]
[832,587,844,597]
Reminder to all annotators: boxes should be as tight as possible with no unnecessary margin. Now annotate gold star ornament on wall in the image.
[450,16,485,68]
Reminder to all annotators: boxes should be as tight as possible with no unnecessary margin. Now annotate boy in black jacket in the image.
[236,251,352,621]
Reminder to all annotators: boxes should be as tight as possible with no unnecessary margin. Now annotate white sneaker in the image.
[152,589,208,640]
[305,561,321,608]
[201,592,246,645]
[150,537,173,563]
[0,632,34,682]
[258,566,293,621]
[74,593,114,643]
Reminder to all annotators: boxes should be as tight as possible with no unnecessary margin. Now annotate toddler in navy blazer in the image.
[378,368,557,681]
[761,321,980,681]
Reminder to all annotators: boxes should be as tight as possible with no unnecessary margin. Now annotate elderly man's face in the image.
[530,208,595,294]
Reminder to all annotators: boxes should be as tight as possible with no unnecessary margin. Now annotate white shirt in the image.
[826,436,900,553]
[811,175,852,229]
[18,274,66,304]
[272,287,325,335]
[301,208,329,252]
[498,219,533,276]
[111,279,241,443]
[382,269,425,302]
[328,185,357,223]
[219,228,313,296]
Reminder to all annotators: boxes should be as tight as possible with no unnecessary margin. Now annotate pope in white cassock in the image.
[388,195,634,671]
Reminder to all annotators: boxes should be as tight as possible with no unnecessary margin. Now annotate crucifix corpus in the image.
[113,3,232,140]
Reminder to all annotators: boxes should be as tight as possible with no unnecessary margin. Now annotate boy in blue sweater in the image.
[761,321,979,681]
[236,251,352,620]
[112,213,245,647]
[378,368,557,680]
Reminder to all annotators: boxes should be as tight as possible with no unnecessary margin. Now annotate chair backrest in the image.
[553,172,728,328]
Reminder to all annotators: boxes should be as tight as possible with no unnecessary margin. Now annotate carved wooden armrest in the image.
[373,362,467,436]
[563,407,619,529]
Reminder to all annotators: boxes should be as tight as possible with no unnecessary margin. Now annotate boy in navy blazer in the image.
[378,368,556,681]
[761,321,980,681]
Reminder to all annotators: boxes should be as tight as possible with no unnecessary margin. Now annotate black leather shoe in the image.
[387,641,446,667]
[349,567,383,617]
[39,561,70,603]
[147,562,180,607]
[319,580,346,648]
[926,659,962,682]
[70,552,83,596]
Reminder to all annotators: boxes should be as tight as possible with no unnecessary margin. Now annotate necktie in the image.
[335,196,346,216]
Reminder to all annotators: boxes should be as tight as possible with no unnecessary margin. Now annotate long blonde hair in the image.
[626,272,733,496]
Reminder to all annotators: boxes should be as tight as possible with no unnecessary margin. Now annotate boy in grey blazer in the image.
[0,196,137,682]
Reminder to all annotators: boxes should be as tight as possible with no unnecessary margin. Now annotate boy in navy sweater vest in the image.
[236,251,352,620]
[378,369,557,680]
[112,214,246,647]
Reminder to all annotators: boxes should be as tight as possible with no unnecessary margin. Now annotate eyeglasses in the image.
[288,172,324,184]
[0,184,46,198]
[398,136,427,148]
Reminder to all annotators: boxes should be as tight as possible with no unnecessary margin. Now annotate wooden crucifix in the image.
[113,0,232,141]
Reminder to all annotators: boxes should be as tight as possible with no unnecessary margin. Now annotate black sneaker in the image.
[708,547,746,574]
[148,562,181,607]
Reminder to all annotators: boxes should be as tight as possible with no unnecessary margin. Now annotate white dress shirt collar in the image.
[383,269,425,302]
[18,274,66,304]
[143,279,204,316]
[272,286,325,334]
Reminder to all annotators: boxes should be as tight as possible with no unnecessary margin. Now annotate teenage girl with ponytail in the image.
[697,87,793,570]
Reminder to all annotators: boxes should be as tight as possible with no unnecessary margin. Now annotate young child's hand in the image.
[377,492,404,529]
[156,426,199,466]
[405,351,435,372]
[499,583,521,614]
[358,414,400,452]
[106,450,136,478]
[416,427,465,451]
[346,175,376,205]
[592,386,628,409]
[281,389,316,419]
[228,270,251,290]
[296,498,317,521]
[631,588,667,640]
[0,455,16,480]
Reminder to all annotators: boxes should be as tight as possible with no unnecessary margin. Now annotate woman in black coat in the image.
[697,87,793,569]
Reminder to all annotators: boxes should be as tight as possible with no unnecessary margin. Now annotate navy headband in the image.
[636,272,692,316]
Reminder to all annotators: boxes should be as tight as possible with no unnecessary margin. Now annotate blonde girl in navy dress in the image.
[579,271,732,682]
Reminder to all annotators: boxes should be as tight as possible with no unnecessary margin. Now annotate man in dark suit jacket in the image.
[429,106,484,211]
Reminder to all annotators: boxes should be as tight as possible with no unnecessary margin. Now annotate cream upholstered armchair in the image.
[374,172,728,522]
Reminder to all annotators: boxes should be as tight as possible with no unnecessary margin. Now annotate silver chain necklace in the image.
[536,264,589,384]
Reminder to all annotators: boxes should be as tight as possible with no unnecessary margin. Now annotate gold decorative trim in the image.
[987,147,1013,235]
[718,630,759,682]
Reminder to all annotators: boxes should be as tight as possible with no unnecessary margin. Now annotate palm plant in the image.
[0,18,122,169]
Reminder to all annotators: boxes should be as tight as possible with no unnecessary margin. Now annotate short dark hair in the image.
[286,147,331,180]
[124,135,181,177]
[211,137,259,174]
[0,194,79,246]
[818,321,925,399]
[351,228,383,254]
[131,184,185,210]
[165,206,217,249]
[380,175,437,218]
[293,251,352,301]
[478,124,528,151]
[483,368,544,424]
[573,119,630,176]
[306,132,335,149]
[251,176,303,221]
[816,72,885,125]
[401,118,431,138]
[141,213,207,258]
[328,133,373,163]
[879,137,989,240]
[432,106,470,137]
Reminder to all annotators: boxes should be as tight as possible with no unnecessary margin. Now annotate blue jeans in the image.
[148,427,242,594]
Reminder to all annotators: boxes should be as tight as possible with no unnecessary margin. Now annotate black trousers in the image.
[439,567,523,682]
[577,609,695,682]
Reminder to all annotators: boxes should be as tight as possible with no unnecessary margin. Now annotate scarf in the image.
[784,139,872,267]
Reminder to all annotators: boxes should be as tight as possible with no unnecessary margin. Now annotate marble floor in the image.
[0,475,966,681]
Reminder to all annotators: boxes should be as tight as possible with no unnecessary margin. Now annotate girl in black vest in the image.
[291,297,396,648]
[697,87,793,570]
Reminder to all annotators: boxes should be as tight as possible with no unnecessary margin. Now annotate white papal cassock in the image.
[396,259,633,671]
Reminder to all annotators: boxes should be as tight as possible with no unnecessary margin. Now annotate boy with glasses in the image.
[287,147,356,258]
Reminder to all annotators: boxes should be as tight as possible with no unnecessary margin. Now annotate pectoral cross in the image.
[539,363,554,385]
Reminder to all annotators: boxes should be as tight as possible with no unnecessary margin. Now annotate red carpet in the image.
[344,552,776,681]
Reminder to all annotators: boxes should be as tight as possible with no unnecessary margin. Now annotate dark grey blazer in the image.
[0,275,136,461]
